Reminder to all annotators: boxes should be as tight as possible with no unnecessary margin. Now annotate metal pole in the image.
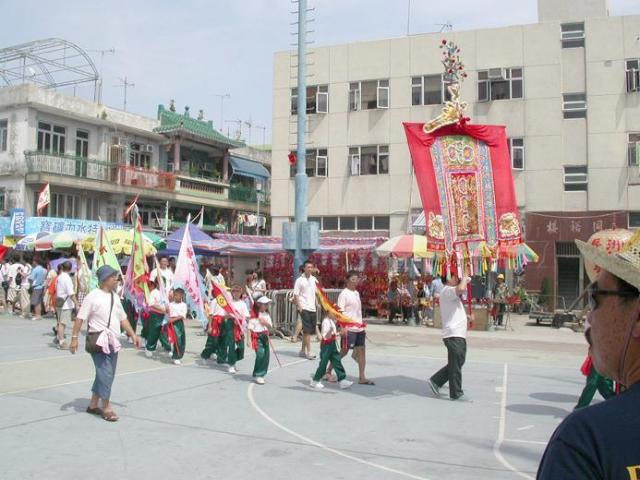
[293,0,308,282]
[256,188,261,236]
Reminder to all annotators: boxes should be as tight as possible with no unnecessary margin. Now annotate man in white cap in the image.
[537,231,640,479]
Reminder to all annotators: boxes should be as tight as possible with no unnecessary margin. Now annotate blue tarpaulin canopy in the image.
[229,156,269,180]
[160,224,225,256]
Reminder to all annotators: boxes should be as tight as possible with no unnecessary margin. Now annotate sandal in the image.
[101,411,119,422]
[359,380,376,385]
[86,407,103,416]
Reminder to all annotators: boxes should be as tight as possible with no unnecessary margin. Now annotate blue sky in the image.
[2,0,638,144]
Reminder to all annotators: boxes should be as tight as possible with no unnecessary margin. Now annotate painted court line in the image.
[248,359,430,480]
[492,363,536,480]
[504,438,548,446]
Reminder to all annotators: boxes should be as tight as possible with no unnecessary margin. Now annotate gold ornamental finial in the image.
[424,40,468,133]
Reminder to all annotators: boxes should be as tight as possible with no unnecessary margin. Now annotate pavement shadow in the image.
[506,403,571,418]
[530,392,578,403]
[60,398,125,413]
[286,375,433,399]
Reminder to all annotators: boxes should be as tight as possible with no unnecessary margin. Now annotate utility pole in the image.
[294,0,309,278]
[244,117,253,145]
[116,76,135,111]
[88,48,115,103]
[213,93,230,131]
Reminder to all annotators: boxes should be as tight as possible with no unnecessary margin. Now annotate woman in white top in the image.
[70,265,140,422]
[248,296,273,384]
[250,271,267,300]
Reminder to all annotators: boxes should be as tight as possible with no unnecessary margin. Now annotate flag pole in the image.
[267,335,283,368]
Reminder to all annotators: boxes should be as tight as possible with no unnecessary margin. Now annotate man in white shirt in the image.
[428,274,472,401]
[149,256,174,295]
[55,261,78,349]
[6,257,24,313]
[293,260,318,360]
[332,271,374,385]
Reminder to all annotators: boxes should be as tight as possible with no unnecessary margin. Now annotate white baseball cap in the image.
[256,296,272,304]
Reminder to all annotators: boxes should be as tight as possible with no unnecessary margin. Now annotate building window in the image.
[626,60,640,93]
[75,130,89,158]
[50,192,80,218]
[563,93,587,119]
[349,145,389,175]
[311,215,390,231]
[130,143,152,169]
[356,216,373,230]
[0,119,7,152]
[411,74,451,106]
[628,133,640,166]
[37,122,66,154]
[564,166,588,191]
[289,148,328,178]
[561,22,585,49]
[629,212,640,228]
[291,85,329,115]
[478,68,523,102]
[349,79,389,111]
[508,138,525,170]
[0,190,5,212]
[86,197,100,221]
[323,216,339,230]
[339,216,356,231]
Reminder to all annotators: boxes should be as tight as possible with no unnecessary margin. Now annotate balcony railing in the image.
[118,165,176,191]
[229,184,270,204]
[175,174,229,200]
[25,151,116,181]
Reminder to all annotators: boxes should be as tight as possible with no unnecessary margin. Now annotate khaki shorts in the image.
[57,308,73,325]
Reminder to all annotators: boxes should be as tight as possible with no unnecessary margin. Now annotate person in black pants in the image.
[427,274,472,401]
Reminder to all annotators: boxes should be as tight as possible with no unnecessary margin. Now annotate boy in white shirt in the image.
[166,288,188,365]
[200,295,227,362]
[218,284,250,374]
[310,311,353,390]
[248,296,273,384]
[144,280,171,357]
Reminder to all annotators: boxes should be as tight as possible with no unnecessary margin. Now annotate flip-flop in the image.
[86,407,102,415]
[359,380,376,385]
[102,411,119,422]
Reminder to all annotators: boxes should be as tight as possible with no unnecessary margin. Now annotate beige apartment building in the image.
[271,0,640,303]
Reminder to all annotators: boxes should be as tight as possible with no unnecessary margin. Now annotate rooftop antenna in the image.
[255,124,267,146]
[244,117,253,145]
[115,76,135,111]
[225,119,243,141]
[407,0,411,36]
[213,93,230,131]
[87,48,115,103]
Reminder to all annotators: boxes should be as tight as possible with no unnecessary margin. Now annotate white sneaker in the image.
[309,380,325,390]
[173,359,182,365]
[228,366,237,374]
[339,379,353,389]
[145,350,153,358]
[211,353,217,361]
[255,377,265,385]
[127,337,134,344]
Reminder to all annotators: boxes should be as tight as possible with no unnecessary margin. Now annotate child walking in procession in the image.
[248,296,273,385]
[166,288,187,365]
[145,280,171,357]
[218,284,250,374]
[310,310,353,390]
[200,295,227,362]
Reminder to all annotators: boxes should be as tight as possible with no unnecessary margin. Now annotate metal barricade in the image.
[267,288,341,335]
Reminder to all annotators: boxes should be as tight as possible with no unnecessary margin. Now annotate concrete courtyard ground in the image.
[0,312,588,480]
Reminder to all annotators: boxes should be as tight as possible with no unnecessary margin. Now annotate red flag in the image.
[210,280,246,330]
[288,152,297,166]
[123,194,140,221]
[36,183,50,216]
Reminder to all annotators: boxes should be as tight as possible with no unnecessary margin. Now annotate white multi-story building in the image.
[271,0,640,303]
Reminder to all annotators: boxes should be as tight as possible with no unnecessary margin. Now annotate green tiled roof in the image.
[154,105,245,147]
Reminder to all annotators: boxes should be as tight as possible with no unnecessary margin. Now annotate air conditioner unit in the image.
[144,145,154,153]
[563,101,587,111]
[488,68,506,80]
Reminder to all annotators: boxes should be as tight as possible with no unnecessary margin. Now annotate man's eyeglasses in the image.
[586,281,638,310]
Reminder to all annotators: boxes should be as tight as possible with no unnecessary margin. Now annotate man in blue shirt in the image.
[537,234,640,479]
[28,258,47,320]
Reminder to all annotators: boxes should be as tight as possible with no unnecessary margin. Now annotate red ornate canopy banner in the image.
[403,122,536,273]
